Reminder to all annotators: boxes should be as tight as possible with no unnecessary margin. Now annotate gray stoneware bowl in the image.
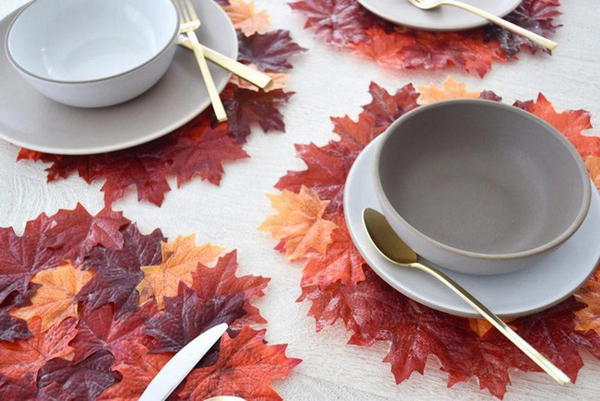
[6,0,179,108]
[374,99,591,275]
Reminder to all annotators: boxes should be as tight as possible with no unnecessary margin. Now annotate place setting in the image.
[290,0,561,76]
[261,77,600,399]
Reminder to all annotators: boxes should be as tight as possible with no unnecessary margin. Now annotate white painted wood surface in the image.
[1,0,599,400]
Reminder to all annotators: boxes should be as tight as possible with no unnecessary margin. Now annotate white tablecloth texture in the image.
[1,0,599,400]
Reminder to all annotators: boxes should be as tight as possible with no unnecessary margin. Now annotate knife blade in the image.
[139,323,228,401]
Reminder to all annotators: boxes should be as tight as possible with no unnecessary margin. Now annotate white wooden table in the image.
[1,0,599,400]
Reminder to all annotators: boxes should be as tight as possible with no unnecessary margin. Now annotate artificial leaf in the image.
[289,0,384,46]
[301,217,365,289]
[585,156,600,189]
[0,312,31,342]
[575,267,600,334]
[230,66,289,92]
[78,224,165,317]
[238,30,306,72]
[224,0,270,36]
[167,121,249,186]
[259,186,338,261]
[0,373,37,399]
[136,235,224,308]
[190,251,270,328]
[11,264,93,331]
[178,326,301,401]
[275,142,356,215]
[0,318,76,380]
[223,85,294,143]
[37,350,121,401]
[96,343,171,401]
[485,0,561,57]
[417,76,480,104]
[144,282,246,353]
[70,302,158,364]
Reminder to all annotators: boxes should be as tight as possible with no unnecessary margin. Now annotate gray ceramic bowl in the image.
[6,0,179,108]
[374,99,591,275]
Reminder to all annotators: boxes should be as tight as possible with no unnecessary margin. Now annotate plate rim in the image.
[343,135,600,318]
[0,0,237,155]
[357,0,522,31]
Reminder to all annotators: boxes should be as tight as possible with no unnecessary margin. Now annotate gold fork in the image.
[407,0,557,51]
[174,0,227,122]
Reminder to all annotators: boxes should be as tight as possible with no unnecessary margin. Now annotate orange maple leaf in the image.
[259,186,338,261]
[0,317,76,380]
[11,264,93,331]
[585,156,600,190]
[178,326,301,401]
[224,0,270,36]
[136,235,223,308]
[230,64,289,92]
[417,76,480,104]
[574,267,600,334]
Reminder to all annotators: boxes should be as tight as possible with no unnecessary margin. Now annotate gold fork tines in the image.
[173,0,227,122]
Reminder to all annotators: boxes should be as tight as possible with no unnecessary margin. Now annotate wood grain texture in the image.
[1,0,599,400]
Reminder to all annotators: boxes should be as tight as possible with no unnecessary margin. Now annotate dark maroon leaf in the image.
[238,30,306,72]
[78,224,164,317]
[0,312,31,342]
[480,90,503,101]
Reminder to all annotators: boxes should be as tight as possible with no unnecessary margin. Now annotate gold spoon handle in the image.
[411,261,571,386]
[441,0,557,50]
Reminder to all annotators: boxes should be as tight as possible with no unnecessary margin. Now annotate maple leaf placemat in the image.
[260,76,600,399]
[289,0,560,76]
[16,0,305,207]
[0,204,300,400]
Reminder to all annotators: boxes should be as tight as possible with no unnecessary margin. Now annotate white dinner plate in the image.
[358,0,521,31]
[0,0,237,155]
[344,135,600,318]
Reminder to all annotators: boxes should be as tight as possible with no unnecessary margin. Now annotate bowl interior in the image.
[8,0,177,82]
[377,100,589,256]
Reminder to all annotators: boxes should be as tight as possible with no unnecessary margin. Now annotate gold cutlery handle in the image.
[186,32,227,122]
[411,261,571,386]
[179,37,272,89]
[443,0,557,50]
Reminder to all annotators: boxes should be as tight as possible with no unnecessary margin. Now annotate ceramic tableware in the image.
[358,0,520,31]
[0,0,236,154]
[374,100,591,275]
[7,0,179,107]
[345,134,600,318]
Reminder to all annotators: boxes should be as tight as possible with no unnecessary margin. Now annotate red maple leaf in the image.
[0,373,37,400]
[223,85,294,143]
[178,326,301,401]
[190,251,270,327]
[69,302,158,364]
[37,350,121,401]
[96,342,171,401]
[237,30,306,72]
[78,224,164,317]
[485,0,561,56]
[301,216,365,289]
[289,0,384,47]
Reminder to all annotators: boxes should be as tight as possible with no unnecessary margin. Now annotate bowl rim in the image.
[5,0,180,84]
[373,98,593,261]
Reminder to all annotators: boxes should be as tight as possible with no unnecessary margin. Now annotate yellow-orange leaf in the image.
[417,76,480,104]
[585,155,600,190]
[224,0,270,37]
[11,264,93,331]
[136,235,224,308]
[575,268,600,334]
[469,319,493,337]
[259,186,338,261]
[230,65,289,92]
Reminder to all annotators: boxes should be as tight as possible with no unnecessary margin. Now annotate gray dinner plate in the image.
[344,135,600,318]
[358,0,521,31]
[0,0,237,155]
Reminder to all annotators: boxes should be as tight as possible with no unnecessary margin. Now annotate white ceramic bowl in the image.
[6,0,179,108]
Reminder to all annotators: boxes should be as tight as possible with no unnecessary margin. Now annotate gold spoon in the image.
[362,208,570,386]
[406,0,557,51]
